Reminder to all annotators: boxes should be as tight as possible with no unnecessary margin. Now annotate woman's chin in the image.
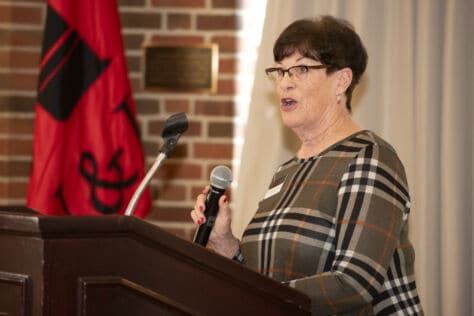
[280,114,301,130]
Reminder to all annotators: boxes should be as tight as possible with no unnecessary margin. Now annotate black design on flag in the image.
[54,184,71,214]
[37,5,110,121]
[114,98,141,138]
[79,149,139,214]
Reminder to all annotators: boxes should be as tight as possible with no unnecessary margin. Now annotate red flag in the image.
[27,0,151,217]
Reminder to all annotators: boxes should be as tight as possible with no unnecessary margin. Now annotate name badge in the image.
[263,174,287,199]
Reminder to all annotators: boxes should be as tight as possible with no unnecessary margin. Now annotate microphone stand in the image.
[124,152,166,216]
[124,112,188,217]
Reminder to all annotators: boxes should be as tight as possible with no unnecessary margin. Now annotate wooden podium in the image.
[0,209,310,316]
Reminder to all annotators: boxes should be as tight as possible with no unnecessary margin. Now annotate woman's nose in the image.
[277,74,296,92]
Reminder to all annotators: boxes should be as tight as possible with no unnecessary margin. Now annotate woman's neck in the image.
[295,108,362,159]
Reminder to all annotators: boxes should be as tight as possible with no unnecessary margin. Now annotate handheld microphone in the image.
[193,165,233,246]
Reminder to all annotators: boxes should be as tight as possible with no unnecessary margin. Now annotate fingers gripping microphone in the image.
[193,165,233,246]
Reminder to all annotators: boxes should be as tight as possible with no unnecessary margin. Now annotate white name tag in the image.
[263,174,287,199]
[263,182,284,199]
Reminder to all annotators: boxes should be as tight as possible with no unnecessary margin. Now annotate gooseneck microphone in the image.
[125,112,188,216]
[193,165,233,246]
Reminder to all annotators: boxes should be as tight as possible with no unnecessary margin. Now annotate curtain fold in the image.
[411,1,447,312]
[438,1,472,314]
[233,0,473,314]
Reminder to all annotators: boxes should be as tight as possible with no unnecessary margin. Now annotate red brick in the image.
[0,50,40,70]
[151,0,205,8]
[150,35,204,46]
[191,185,207,200]
[167,13,191,30]
[0,181,28,199]
[164,99,190,113]
[195,100,234,116]
[193,142,233,159]
[208,122,233,138]
[147,206,193,221]
[0,73,38,91]
[0,95,35,113]
[211,35,237,53]
[120,12,162,29]
[217,79,235,95]
[142,140,160,158]
[0,29,43,47]
[197,15,241,31]
[126,55,140,72]
[143,142,188,159]
[0,4,43,25]
[155,162,202,180]
[157,184,187,201]
[130,77,142,91]
[135,98,160,115]
[219,57,237,74]
[0,138,32,156]
[212,0,242,8]
[148,120,201,137]
[0,117,34,135]
[123,34,145,49]
[169,144,189,159]
[0,160,31,177]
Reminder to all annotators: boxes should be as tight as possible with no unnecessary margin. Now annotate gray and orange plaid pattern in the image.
[241,131,423,315]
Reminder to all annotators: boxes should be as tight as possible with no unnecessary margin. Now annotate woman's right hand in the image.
[190,186,240,258]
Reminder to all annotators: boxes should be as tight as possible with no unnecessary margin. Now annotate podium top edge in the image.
[0,209,150,236]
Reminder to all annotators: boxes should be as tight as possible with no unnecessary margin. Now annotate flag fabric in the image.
[27,0,151,217]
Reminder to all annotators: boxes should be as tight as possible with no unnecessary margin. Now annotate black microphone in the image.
[160,112,188,157]
[193,165,233,246]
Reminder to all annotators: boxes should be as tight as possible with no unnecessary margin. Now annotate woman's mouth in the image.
[281,98,298,108]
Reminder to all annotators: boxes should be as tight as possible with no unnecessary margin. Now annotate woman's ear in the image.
[336,67,353,94]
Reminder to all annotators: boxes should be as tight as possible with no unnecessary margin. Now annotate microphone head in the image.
[210,165,233,190]
[161,112,188,138]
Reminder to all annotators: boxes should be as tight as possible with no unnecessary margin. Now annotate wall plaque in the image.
[142,43,218,93]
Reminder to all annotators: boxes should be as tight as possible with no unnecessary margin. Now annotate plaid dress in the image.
[241,131,423,315]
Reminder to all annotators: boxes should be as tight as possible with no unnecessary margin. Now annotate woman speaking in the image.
[191,15,423,315]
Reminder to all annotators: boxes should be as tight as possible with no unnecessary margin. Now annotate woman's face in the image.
[274,52,340,133]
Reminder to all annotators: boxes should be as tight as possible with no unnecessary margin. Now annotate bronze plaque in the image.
[142,44,218,93]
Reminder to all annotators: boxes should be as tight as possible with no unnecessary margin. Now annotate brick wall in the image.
[0,0,252,240]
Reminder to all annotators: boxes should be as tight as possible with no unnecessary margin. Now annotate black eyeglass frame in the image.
[265,64,329,80]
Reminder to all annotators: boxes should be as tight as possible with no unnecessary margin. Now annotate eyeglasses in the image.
[265,64,329,81]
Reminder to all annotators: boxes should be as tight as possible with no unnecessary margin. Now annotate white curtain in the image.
[233,0,474,315]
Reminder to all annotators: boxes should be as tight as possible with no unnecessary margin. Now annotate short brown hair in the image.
[273,15,368,111]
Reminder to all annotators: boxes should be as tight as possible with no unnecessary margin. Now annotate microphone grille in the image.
[210,165,233,190]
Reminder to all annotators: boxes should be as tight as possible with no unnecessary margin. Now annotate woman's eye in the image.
[296,66,308,73]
